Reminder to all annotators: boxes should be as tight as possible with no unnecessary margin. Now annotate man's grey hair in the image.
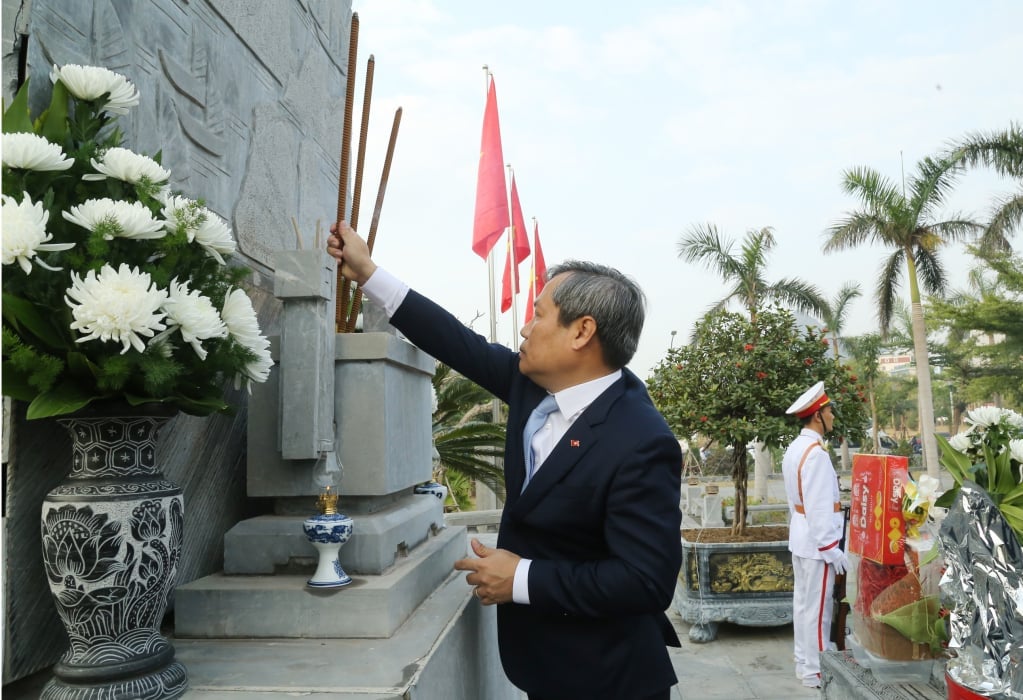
[545,260,646,369]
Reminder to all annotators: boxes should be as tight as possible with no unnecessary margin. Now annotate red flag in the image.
[510,174,530,266]
[501,242,514,312]
[524,221,547,323]
[471,77,510,259]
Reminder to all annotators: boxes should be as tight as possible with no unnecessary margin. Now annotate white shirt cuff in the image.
[512,558,532,604]
[359,267,409,318]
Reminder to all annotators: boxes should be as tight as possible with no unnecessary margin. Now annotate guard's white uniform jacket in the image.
[782,429,843,558]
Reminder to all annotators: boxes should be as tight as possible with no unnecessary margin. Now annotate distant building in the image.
[878,351,915,377]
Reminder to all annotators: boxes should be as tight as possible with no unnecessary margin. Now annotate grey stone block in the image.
[247,333,435,497]
[224,493,445,575]
[684,484,703,515]
[702,493,725,527]
[171,553,518,699]
[176,524,466,639]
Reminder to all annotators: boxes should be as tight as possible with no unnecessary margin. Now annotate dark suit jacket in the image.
[391,290,683,699]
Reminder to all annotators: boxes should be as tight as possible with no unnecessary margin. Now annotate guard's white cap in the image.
[785,381,830,419]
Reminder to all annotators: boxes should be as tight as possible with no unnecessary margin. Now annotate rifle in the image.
[830,504,851,650]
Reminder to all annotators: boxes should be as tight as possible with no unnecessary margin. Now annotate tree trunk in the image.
[905,255,940,478]
[840,439,851,472]
[731,443,749,536]
[869,380,880,453]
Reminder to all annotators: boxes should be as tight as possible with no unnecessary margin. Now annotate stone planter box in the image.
[674,529,794,642]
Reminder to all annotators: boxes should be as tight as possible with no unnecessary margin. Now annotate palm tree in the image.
[947,122,1023,253]
[678,225,827,322]
[823,156,983,477]
[431,362,506,509]
[818,282,862,470]
[678,224,826,499]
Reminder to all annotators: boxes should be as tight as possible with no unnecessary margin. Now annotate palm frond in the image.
[914,245,948,296]
[947,121,1023,178]
[824,212,889,251]
[979,189,1023,253]
[876,249,905,334]
[766,278,827,318]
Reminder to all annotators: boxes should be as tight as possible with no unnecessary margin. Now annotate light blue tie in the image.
[523,395,559,487]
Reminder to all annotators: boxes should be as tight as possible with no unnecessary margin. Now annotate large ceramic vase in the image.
[39,402,188,699]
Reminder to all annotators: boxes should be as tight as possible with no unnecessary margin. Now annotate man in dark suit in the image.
[328,222,682,699]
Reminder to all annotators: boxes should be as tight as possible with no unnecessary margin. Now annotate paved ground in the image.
[4,608,814,700]
[667,613,819,700]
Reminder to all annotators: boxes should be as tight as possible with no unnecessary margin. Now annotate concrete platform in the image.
[175,524,464,638]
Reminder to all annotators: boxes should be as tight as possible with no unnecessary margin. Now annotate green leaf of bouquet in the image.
[934,489,955,509]
[1,293,66,349]
[38,80,70,143]
[1,361,37,401]
[2,78,33,134]
[998,503,1023,542]
[171,394,231,417]
[936,433,971,484]
[27,384,100,419]
[999,482,1023,505]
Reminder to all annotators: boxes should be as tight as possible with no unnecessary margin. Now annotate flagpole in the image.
[506,164,519,337]
[482,65,501,511]
[482,65,499,350]
[530,216,538,300]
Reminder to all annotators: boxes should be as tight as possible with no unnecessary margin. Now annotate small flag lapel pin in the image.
[569,439,580,447]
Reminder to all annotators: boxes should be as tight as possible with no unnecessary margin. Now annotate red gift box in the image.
[848,454,910,565]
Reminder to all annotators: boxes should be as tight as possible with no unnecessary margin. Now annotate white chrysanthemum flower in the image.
[1003,408,1023,431]
[161,279,227,360]
[193,211,237,264]
[947,432,973,453]
[1,193,75,274]
[1010,439,1023,465]
[1,132,73,171]
[65,263,168,354]
[221,288,272,389]
[161,195,205,233]
[63,198,165,240]
[50,64,139,115]
[83,147,170,186]
[964,405,1004,430]
[161,196,237,264]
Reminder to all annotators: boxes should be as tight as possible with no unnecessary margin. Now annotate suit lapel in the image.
[510,374,628,515]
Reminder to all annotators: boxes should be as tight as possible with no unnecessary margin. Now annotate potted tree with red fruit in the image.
[648,306,867,641]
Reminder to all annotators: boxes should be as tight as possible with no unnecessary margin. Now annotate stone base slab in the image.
[821,649,945,699]
[224,494,444,575]
[175,525,464,638]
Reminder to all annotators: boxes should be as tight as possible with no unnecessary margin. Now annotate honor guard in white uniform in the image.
[782,381,847,689]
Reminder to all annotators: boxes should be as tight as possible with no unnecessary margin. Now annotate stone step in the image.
[175,525,465,638]
[172,557,516,699]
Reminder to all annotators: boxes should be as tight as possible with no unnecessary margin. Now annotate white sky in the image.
[348,0,1022,377]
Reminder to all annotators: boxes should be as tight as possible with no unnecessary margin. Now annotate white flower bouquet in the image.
[936,405,1023,542]
[2,64,271,419]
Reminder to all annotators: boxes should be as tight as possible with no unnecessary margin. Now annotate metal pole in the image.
[507,164,519,339]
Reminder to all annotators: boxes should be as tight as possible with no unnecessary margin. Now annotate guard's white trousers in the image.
[792,554,836,686]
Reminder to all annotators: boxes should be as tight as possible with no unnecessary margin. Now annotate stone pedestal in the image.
[176,330,455,638]
[701,493,725,527]
[177,256,461,644]
[684,484,703,515]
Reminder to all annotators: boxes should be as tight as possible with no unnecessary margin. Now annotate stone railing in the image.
[445,509,503,533]
[723,503,791,526]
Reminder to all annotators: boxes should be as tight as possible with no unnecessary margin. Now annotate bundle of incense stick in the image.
[335,13,402,333]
